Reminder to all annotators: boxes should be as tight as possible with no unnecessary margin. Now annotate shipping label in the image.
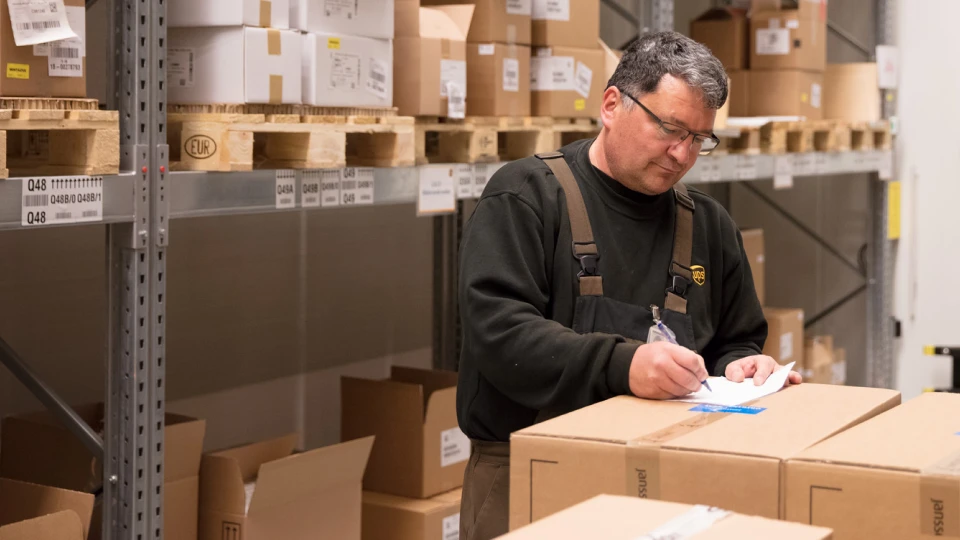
[168,48,195,88]
[440,59,467,98]
[46,5,83,77]
[7,0,77,46]
[502,57,520,92]
[811,82,822,108]
[341,167,373,206]
[442,514,461,540]
[324,0,357,19]
[506,0,531,15]
[574,61,593,98]
[440,426,470,467]
[365,58,389,100]
[22,176,103,226]
[320,169,341,207]
[533,0,570,21]
[330,52,361,90]
[530,56,573,92]
[780,332,794,360]
[478,44,495,56]
[755,28,790,55]
[301,170,321,208]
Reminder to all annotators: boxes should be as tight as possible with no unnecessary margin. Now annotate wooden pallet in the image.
[0,100,118,179]
[414,116,599,164]
[715,119,893,155]
[168,108,415,171]
[850,120,892,151]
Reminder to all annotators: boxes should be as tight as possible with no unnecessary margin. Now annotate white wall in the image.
[894,0,960,397]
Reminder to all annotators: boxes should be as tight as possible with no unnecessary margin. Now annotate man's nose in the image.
[667,138,692,166]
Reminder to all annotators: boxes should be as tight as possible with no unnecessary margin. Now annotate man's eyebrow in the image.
[665,115,712,135]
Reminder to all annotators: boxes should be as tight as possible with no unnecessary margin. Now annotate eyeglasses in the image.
[618,88,721,156]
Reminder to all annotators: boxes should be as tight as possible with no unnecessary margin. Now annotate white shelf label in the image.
[21,176,103,226]
[793,153,816,176]
[474,162,504,198]
[814,153,830,175]
[456,164,474,200]
[301,170,321,208]
[773,155,793,190]
[698,157,722,183]
[736,155,758,180]
[320,169,341,207]
[418,165,457,215]
[440,426,470,467]
[341,167,374,206]
[879,151,894,180]
[275,170,296,209]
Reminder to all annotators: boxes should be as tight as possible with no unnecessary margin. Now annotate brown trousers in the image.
[459,440,510,540]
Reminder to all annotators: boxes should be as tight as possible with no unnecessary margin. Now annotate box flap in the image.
[694,7,747,22]
[390,366,459,418]
[163,416,206,482]
[420,5,474,40]
[342,375,426,425]
[199,454,245,515]
[248,436,374,517]
[794,392,960,472]
[210,434,297,482]
[363,488,461,515]
[0,510,84,540]
[0,479,94,539]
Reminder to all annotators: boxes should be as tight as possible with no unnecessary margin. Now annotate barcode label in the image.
[167,48,195,88]
[17,20,60,30]
[365,58,389,101]
[8,0,77,47]
[341,167,374,206]
[370,71,385,83]
[50,46,78,58]
[21,176,103,227]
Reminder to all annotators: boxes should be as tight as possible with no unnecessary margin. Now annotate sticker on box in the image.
[531,56,573,91]
[324,0,357,19]
[574,61,593,98]
[365,58,389,100]
[6,63,29,79]
[330,52,361,90]
[780,332,794,361]
[756,28,790,55]
[440,59,467,97]
[440,426,470,467]
[533,0,570,21]
[168,48,195,88]
[689,404,767,415]
[8,0,78,46]
[506,0,532,15]
[478,44,495,56]
[503,58,520,92]
[442,513,460,540]
[811,83,822,108]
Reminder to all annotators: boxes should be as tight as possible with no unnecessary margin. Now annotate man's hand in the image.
[725,355,802,386]
[629,342,710,400]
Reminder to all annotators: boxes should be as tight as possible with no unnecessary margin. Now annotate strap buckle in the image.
[674,188,695,211]
[666,262,692,298]
[573,241,600,278]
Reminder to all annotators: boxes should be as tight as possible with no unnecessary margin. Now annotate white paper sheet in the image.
[671,362,795,407]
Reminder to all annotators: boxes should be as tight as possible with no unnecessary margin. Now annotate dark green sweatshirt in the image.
[456,138,767,442]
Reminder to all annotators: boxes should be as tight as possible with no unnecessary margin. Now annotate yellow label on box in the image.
[6,63,28,79]
[888,181,901,239]
[801,92,809,103]
[574,99,586,111]
[327,37,341,50]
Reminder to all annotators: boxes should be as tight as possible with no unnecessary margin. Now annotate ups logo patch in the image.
[691,265,706,286]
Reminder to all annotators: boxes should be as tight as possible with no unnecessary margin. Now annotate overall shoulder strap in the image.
[665,182,695,314]
[535,152,602,296]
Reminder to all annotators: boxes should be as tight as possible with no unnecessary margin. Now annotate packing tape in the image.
[269,74,283,104]
[624,408,737,499]
[920,450,960,537]
[634,505,732,540]
[267,29,282,56]
[506,24,517,45]
[259,0,272,27]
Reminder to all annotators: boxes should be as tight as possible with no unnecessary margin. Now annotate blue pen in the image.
[651,305,712,392]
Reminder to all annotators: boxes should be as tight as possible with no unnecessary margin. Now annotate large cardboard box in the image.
[823,62,881,122]
[291,0,394,39]
[394,5,473,117]
[199,434,374,540]
[502,494,833,539]
[786,392,960,540]
[802,335,834,383]
[302,33,393,107]
[467,43,530,117]
[510,385,900,529]
[531,0,599,49]
[741,229,765,305]
[0,479,94,540]
[0,0,86,97]
[728,70,749,117]
[748,70,823,120]
[169,0,290,28]
[0,406,205,540]
[168,27,302,104]
[751,9,826,72]
[690,8,748,71]
[531,46,603,118]
[762,308,804,366]
[421,0,530,45]
[752,0,828,22]
[342,367,466,499]
[362,488,462,540]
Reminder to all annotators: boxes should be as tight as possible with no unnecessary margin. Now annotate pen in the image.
[651,305,712,392]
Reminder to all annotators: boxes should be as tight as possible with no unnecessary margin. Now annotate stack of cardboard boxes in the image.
[341,367,467,540]
[692,0,827,119]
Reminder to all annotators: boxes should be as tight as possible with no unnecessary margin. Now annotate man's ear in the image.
[599,86,622,128]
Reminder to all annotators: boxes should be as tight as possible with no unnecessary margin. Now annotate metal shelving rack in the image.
[0,0,896,538]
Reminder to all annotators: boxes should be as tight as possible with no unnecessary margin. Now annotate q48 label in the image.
[22,176,103,226]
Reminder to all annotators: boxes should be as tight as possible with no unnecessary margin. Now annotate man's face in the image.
[600,74,716,195]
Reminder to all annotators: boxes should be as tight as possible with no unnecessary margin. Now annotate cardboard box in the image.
[394,5,473,117]
[532,0,599,49]
[421,0,530,45]
[751,9,826,72]
[786,392,960,540]
[751,0,827,22]
[291,0,394,39]
[0,0,86,97]
[0,405,205,540]
[762,308,804,365]
[690,8,748,71]
[302,33,393,107]
[741,229,765,305]
[199,435,374,540]
[531,46,603,118]
[728,70,749,117]
[509,384,900,529]
[467,43,530,117]
[169,0,290,28]
[168,27,302,104]
[342,367,466,499]
[802,335,834,384]
[715,75,730,128]
[502,494,833,539]
[0,478,94,540]
[362,488,462,540]
[748,70,823,120]
[823,62,881,122]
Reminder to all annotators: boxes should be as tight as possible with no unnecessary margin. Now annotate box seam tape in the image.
[259,0,272,27]
[269,74,282,104]
[267,29,281,56]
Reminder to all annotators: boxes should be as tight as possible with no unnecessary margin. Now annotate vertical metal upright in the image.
[103,0,166,538]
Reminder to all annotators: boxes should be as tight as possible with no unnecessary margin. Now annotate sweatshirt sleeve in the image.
[703,230,768,376]
[459,190,637,414]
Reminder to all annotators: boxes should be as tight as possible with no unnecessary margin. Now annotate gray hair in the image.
[608,31,728,109]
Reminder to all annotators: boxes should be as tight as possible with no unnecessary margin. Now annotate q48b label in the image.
[22,176,103,226]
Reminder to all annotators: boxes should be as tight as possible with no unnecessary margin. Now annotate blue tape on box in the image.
[689,404,767,415]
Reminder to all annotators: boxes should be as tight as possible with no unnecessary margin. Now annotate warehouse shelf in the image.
[0,173,136,230]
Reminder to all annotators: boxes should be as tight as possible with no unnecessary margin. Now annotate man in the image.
[455,31,802,539]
